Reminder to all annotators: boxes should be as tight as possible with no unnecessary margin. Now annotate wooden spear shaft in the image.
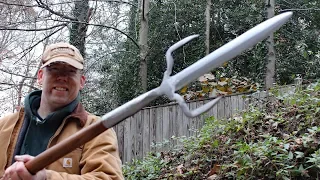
[25,121,107,174]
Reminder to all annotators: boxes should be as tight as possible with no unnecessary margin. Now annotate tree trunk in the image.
[265,0,276,89]
[205,0,212,55]
[69,0,91,57]
[138,0,150,92]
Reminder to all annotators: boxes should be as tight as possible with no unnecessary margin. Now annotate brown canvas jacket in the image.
[0,104,124,180]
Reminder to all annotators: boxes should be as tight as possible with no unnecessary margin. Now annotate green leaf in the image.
[299,164,304,171]
[284,143,290,150]
[306,158,316,163]
[295,151,304,158]
[283,176,291,180]
[288,151,293,160]
[303,51,308,58]
[212,140,219,148]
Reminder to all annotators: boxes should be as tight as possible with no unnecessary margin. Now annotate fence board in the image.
[245,94,250,109]
[116,121,124,161]
[225,96,231,119]
[217,97,225,119]
[171,105,177,147]
[231,95,239,115]
[162,106,170,150]
[189,102,196,137]
[198,101,205,136]
[130,116,136,160]
[123,116,131,163]
[142,109,150,157]
[185,103,191,137]
[176,105,184,146]
[150,108,156,152]
[156,107,163,151]
[210,98,218,119]
[136,111,143,159]
[238,94,244,112]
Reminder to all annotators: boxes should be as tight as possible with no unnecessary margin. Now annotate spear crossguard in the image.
[24,12,293,174]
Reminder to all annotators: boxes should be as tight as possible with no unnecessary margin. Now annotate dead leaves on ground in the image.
[180,73,259,100]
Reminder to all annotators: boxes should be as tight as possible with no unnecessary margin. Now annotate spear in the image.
[24,12,293,174]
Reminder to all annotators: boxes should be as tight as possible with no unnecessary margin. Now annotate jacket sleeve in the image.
[46,128,124,180]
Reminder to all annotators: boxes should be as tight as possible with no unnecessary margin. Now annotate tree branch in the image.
[0,0,75,20]
[0,1,38,7]
[13,26,66,64]
[35,0,77,21]
[0,1,84,7]
[93,0,137,7]
[0,23,68,31]
[55,20,139,48]
[0,68,36,79]
[0,82,39,90]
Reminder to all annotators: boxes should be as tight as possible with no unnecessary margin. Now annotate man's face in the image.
[37,62,85,110]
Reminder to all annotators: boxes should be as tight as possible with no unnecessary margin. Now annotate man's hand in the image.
[2,155,46,180]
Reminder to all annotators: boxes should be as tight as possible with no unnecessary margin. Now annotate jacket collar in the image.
[18,103,88,127]
[69,103,88,127]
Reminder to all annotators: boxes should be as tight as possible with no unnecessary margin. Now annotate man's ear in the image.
[80,75,86,90]
[37,69,44,85]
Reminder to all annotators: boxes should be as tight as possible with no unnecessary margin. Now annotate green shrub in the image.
[123,81,320,179]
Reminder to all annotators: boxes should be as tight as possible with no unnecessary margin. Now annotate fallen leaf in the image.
[295,138,303,145]
[198,75,207,82]
[180,86,188,94]
[208,82,218,86]
[208,164,221,176]
[205,73,215,80]
[176,164,184,174]
[218,81,228,86]
[272,122,279,129]
[202,85,210,93]
[217,85,227,92]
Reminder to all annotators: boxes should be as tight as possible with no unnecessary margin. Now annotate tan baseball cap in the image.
[41,42,84,69]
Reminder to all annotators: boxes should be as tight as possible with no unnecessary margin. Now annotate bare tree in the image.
[70,0,91,57]
[138,0,149,92]
[205,0,211,55]
[265,0,276,89]
[0,0,136,114]
[0,0,40,113]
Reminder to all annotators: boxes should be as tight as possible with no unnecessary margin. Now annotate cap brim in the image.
[41,57,83,69]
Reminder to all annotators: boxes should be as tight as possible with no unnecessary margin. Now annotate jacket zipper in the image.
[46,115,71,149]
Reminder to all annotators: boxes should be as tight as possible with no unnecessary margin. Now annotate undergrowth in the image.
[123,81,320,179]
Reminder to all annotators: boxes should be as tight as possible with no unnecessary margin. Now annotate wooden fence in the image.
[113,86,295,163]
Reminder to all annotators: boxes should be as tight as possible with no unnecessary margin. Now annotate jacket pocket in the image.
[47,147,82,174]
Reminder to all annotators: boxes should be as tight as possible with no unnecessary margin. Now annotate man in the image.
[0,43,124,179]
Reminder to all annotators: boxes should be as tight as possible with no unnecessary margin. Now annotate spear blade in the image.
[171,12,293,90]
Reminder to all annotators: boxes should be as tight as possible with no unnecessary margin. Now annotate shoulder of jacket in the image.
[85,113,116,134]
[0,110,23,127]
[85,113,101,124]
[0,110,21,121]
